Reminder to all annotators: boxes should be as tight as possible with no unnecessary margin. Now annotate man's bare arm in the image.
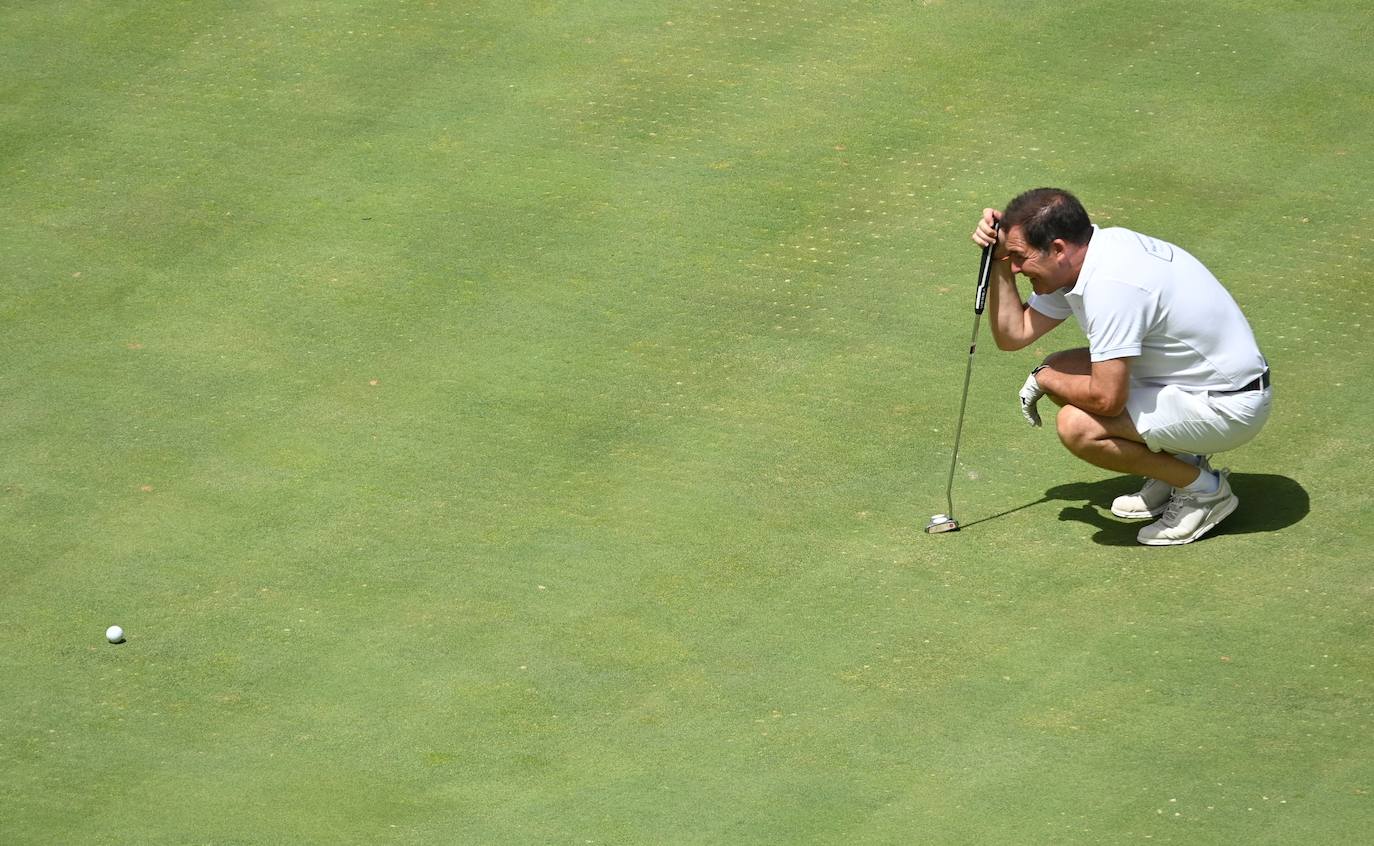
[1036,357,1131,418]
[972,208,1063,350]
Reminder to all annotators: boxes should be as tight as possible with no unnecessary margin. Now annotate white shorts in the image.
[1126,383,1273,455]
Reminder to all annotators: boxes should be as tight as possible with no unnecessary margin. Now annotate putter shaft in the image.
[944,309,983,519]
[937,223,998,528]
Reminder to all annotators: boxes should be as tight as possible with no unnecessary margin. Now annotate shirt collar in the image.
[1063,224,1101,301]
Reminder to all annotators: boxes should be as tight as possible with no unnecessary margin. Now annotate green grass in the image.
[3,1,1371,842]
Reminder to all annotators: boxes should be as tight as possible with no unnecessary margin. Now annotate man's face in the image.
[1004,226,1068,294]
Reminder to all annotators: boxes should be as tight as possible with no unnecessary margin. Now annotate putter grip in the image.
[973,220,999,315]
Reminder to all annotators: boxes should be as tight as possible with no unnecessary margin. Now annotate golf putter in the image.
[926,221,998,535]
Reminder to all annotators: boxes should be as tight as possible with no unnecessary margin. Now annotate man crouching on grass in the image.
[972,188,1272,545]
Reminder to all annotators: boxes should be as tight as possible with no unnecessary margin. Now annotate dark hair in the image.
[1002,188,1093,251]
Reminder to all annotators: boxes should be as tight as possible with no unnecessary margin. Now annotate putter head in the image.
[924,513,960,534]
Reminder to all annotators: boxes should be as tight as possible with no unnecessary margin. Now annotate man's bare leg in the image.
[1038,348,1202,488]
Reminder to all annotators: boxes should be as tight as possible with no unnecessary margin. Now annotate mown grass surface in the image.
[2,1,1370,842]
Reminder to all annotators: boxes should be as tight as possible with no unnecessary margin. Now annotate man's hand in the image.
[1019,366,1048,428]
[971,208,1004,256]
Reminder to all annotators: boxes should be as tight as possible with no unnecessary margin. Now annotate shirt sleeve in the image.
[1085,278,1153,362]
[1027,290,1072,320]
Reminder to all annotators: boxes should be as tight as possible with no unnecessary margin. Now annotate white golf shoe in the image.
[1111,456,1213,519]
[1136,469,1238,546]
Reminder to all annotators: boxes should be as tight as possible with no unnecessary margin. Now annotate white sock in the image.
[1184,468,1220,495]
[1173,453,1202,467]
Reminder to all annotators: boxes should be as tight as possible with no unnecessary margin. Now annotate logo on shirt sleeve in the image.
[1134,233,1175,262]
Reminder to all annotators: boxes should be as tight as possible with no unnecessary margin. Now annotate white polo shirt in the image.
[1027,226,1266,391]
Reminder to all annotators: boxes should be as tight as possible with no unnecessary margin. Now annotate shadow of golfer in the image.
[963,473,1308,546]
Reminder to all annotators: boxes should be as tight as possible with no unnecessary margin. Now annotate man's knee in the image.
[1056,404,1098,453]
[1057,400,1149,455]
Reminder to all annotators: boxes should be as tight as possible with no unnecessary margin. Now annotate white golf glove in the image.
[1019,366,1048,428]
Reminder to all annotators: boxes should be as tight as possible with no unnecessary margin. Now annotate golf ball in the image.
[105,625,124,644]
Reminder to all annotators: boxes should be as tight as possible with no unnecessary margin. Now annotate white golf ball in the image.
[105,625,125,643]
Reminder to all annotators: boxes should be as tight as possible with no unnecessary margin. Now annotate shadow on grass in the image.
[963,473,1308,546]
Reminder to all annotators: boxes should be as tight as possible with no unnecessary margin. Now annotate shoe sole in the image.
[1111,504,1167,520]
[1137,495,1240,546]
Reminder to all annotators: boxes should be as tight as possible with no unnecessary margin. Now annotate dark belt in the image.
[1223,369,1270,393]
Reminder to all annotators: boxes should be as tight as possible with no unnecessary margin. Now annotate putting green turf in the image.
[3,1,1371,842]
